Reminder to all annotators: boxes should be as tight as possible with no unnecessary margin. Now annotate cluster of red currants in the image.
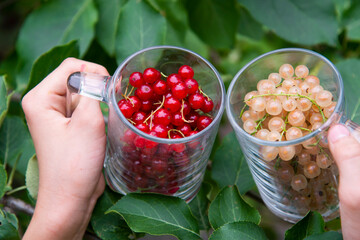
[118,65,214,194]
[118,65,214,139]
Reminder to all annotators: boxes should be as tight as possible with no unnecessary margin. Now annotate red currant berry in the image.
[119,101,134,118]
[140,153,153,165]
[151,124,168,138]
[134,136,146,148]
[187,111,200,128]
[153,80,167,95]
[165,92,173,98]
[169,131,182,139]
[132,160,143,174]
[188,93,205,109]
[182,100,191,116]
[151,93,163,102]
[184,78,199,94]
[178,65,194,79]
[168,187,179,194]
[171,112,185,127]
[122,129,137,142]
[178,124,191,136]
[128,96,141,112]
[167,74,183,88]
[134,175,148,188]
[164,97,181,113]
[135,122,150,133]
[135,84,153,100]
[153,108,171,126]
[132,111,147,124]
[145,132,159,149]
[118,99,126,106]
[129,72,144,88]
[197,116,212,131]
[201,97,214,113]
[172,82,188,99]
[140,100,152,112]
[152,159,167,175]
[143,68,160,84]
[144,165,154,178]
[171,142,186,153]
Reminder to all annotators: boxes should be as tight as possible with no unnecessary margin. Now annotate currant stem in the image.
[167,129,186,138]
[127,86,134,98]
[123,83,129,98]
[255,113,268,130]
[127,118,136,125]
[239,104,247,119]
[294,126,312,132]
[161,72,168,78]
[280,114,289,139]
[144,96,165,124]
[181,99,194,123]
[198,87,210,101]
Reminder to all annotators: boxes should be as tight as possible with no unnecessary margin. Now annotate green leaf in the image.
[107,193,201,240]
[16,139,35,176]
[0,164,7,199]
[333,0,351,21]
[209,221,268,240]
[304,231,343,240]
[0,116,31,167]
[342,1,360,41]
[186,0,238,49]
[189,183,211,230]
[238,0,338,46]
[95,0,127,56]
[285,211,325,240]
[0,53,18,90]
[0,210,20,240]
[237,5,265,40]
[208,186,261,230]
[325,217,341,231]
[15,0,97,92]
[24,41,80,95]
[211,131,255,194]
[335,58,360,123]
[114,0,166,64]
[25,155,39,200]
[0,75,13,127]
[91,188,132,240]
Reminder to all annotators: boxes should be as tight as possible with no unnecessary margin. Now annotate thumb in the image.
[328,124,360,206]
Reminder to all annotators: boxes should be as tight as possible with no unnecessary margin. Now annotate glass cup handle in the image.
[66,72,111,117]
[345,119,360,143]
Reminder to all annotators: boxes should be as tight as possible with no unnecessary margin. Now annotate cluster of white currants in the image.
[241,63,338,196]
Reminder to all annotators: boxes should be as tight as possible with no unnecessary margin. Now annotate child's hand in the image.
[328,124,360,240]
[22,58,108,240]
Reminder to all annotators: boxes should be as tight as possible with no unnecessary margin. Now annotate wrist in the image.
[24,188,97,240]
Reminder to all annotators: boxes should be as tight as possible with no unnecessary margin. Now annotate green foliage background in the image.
[1,0,359,239]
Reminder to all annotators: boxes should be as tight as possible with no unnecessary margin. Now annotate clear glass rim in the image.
[111,45,226,144]
[226,48,344,147]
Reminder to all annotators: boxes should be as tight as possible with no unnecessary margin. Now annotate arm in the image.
[22,58,109,240]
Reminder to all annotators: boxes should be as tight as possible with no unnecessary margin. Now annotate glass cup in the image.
[66,46,225,202]
[226,48,360,222]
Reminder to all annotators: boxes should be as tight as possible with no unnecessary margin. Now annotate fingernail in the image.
[328,124,350,143]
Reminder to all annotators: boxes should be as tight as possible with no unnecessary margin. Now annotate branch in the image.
[0,195,34,215]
